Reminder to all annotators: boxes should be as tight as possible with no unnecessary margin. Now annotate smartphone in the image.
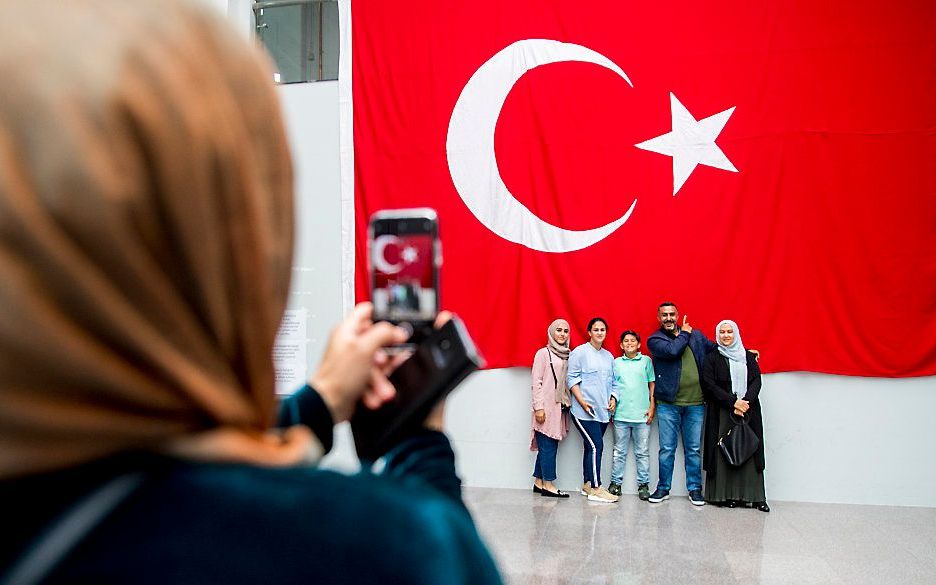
[350,316,483,462]
[369,209,441,343]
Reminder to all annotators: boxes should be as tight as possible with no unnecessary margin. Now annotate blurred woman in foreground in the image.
[0,1,501,582]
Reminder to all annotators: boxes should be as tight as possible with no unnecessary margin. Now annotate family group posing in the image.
[530,302,769,512]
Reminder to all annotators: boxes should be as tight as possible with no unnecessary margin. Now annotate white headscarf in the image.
[716,320,748,399]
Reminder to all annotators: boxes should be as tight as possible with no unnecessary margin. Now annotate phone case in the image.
[350,317,482,461]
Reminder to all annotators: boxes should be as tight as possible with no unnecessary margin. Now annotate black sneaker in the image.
[637,483,650,501]
[607,483,622,496]
[648,488,670,503]
[688,490,706,506]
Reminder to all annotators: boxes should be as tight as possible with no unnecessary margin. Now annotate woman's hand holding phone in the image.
[309,302,409,423]
[581,401,596,417]
[350,310,480,461]
[310,303,457,429]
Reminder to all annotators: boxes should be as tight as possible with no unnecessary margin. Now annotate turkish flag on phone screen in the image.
[351,0,936,376]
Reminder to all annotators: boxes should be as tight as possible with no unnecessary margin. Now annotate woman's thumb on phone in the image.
[362,320,409,349]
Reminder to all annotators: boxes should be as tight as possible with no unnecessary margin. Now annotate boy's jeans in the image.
[610,420,650,486]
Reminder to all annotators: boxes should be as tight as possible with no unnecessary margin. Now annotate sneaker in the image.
[580,483,596,497]
[607,482,622,496]
[587,486,620,503]
[647,488,670,503]
[637,484,650,501]
[688,490,706,506]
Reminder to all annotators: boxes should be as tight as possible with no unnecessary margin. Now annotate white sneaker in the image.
[587,486,620,503]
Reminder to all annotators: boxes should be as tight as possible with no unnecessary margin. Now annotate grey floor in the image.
[465,487,936,585]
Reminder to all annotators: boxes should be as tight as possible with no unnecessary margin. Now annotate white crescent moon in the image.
[373,234,403,275]
[446,39,638,253]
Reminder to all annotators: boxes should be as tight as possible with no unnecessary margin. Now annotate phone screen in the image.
[371,218,438,323]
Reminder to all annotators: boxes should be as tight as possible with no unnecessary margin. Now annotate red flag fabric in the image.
[351,0,936,376]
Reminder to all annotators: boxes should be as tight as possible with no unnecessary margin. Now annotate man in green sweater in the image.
[646,302,716,506]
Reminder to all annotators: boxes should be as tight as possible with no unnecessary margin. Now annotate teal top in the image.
[610,353,655,422]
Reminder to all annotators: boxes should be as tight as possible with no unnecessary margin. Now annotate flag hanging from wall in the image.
[346,0,936,376]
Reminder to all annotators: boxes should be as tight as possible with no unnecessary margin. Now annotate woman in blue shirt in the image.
[566,317,618,503]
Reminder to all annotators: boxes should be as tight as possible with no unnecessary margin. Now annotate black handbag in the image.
[717,413,760,467]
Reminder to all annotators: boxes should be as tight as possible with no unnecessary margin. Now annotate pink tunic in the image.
[530,347,570,450]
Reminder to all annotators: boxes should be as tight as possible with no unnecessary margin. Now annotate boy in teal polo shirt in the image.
[608,330,656,500]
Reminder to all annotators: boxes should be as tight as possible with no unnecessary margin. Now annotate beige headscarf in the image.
[0,0,308,479]
[546,319,571,407]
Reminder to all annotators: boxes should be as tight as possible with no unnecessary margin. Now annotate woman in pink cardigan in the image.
[531,319,573,497]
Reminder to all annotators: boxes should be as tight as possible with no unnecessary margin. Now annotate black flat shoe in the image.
[755,502,770,513]
[540,489,570,498]
[726,500,738,508]
[533,485,544,494]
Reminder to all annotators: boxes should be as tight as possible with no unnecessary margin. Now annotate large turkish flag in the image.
[349,0,936,376]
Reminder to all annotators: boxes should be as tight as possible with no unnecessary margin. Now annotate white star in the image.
[635,93,738,195]
[401,245,419,264]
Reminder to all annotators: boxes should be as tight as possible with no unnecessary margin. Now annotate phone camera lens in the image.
[440,339,451,351]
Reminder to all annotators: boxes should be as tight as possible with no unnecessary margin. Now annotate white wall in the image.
[278,81,364,472]
[447,368,936,507]
[279,82,342,370]
[268,16,936,508]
